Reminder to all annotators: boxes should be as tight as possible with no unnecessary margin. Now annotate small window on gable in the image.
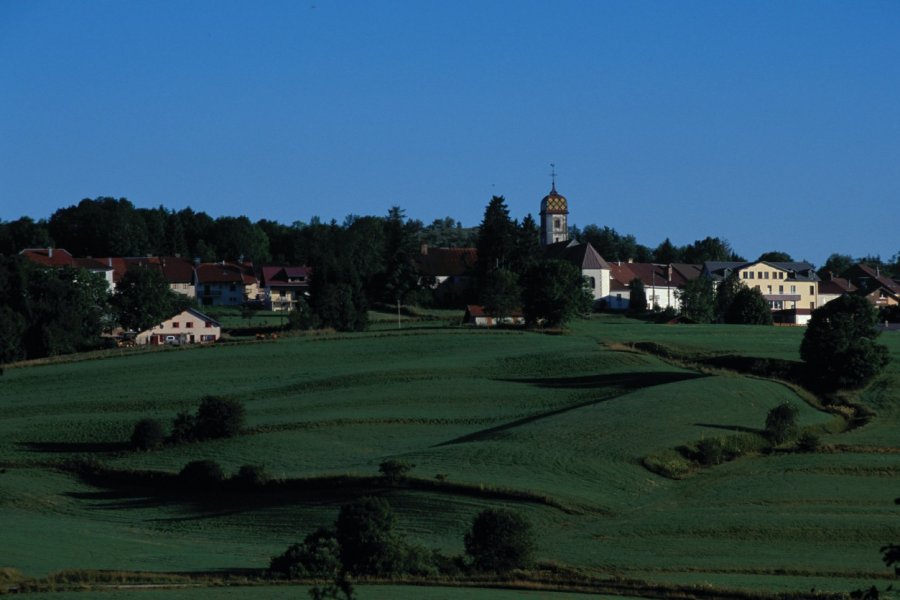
[186,322,194,328]
[172,321,179,328]
[748,272,755,279]
[205,321,212,328]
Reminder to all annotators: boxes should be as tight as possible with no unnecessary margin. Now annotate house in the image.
[195,261,260,306]
[260,265,311,311]
[818,275,857,306]
[416,245,477,303]
[841,263,900,308]
[463,304,524,327]
[703,260,820,324]
[607,261,702,311]
[544,239,611,307]
[19,248,115,290]
[97,256,196,298]
[134,308,221,345]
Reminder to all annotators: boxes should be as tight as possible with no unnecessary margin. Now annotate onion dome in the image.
[540,183,568,214]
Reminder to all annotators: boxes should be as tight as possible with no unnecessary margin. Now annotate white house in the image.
[135,308,222,345]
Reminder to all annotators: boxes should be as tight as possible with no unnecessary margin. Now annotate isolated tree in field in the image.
[521,260,592,327]
[628,278,647,313]
[725,287,773,325]
[800,295,889,390]
[677,277,715,323]
[194,396,246,440]
[765,402,799,444]
[131,418,166,451]
[335,496,405,576]
[378,459,413,484]
[464,508,535,572]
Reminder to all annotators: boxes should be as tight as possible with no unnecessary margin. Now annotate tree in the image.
[521,260,592,327]
[270,528,342,579]
[724,287,773,325]
[378,459,413,484]
[653,238,682,263]
[677,277,715,323]
[131,418,166,451]
[464,508,535,572]
[817,253,854,279]
[758,251,793,262]
[475,196,517,291]
[194,396,246,440]
[335,496,405,576]
[111,266,176,332]
[800,295,889,390]
[628,278,647,313]
[765,402,799,444]
[511,214,542,276]
[481,268,522,324]
[682,237,743,264]
[714,272,742,322]
[178,459,225,489]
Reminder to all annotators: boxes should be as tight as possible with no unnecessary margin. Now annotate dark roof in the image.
[545,240,611,270]
[261,265,312,287]
[159,257,195,284]
[844,263,900,294]
[416,247,477,277]
[609,262,702,289]
[20,248,112,272]
[196,262,257,285]
[819,277,856,295]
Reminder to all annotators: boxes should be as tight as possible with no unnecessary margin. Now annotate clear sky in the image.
[1,1,898,266]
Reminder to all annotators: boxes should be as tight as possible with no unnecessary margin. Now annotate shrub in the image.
[335,496,405,576]
[194,396,246,440]
[170,410,197,444]
[766,403,800,445]
[178,459,225,490]
[269,528,342,579]
[130,418,165,451]
[797,431,821,452]
[695,437,728,466]
[232,464,270,488]
[464,508,535,572]
[378,459,413,484]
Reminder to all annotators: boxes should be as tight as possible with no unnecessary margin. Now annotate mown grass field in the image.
[1,314,898,598]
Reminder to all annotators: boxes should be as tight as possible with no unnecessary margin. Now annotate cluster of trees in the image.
[676,272,772,325]
[269,496,535,585]
[131,396,246,451]
[476,196,592,326]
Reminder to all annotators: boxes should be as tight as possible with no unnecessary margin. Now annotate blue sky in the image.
[1,1,898,265]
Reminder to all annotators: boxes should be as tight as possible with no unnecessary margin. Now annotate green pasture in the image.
[1,316,898,597]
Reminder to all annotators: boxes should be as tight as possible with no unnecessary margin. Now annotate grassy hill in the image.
[1,314,898,597]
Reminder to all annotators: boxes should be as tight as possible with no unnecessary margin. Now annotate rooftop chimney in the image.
[48,247,53,258]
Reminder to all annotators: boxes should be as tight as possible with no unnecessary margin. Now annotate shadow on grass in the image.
[19,441,130,454]
[693,423,766,435]
[437,371,706,447]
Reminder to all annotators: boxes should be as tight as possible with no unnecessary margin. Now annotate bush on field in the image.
[232,464,270,488]
[695,437,729,466]
[194,395,246,440]
[378,459,413,484]
[178,459,225,490]
[130,418,166,451]
[336,496,406,576]
[464,508,535,572]
[269,528,342,579]
[765,402,799,444]
[796,431,820,452]
[170,410,197,444]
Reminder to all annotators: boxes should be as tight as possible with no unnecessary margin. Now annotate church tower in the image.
[540,165,569,246]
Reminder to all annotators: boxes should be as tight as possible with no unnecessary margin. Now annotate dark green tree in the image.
[682,237,743,264]
[380,207,421,310]
[677,277,716,323]
[511,214,542,276]
[131,418,166,451]
[48,197,151,257]
[194,396,246,440]
[653,238,682,263]
[213,216,271,263]
[475,196,517,292]
[714,272,742,322]
[111,266,176,332]
[335,496,405,576]
[270,528,342,579]
[758,251,793,262]
[628,278,647,313]
[765,403,799,444]
[725,287,773,325]
[521,260,592,327]
[481,268,522,324]
[817,253,854,279]
[800,295,889,390]
[464,508,536,572]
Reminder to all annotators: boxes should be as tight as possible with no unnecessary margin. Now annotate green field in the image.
[1,315,898,598]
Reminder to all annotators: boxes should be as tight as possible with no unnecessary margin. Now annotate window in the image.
[205,321,212,328]
[554,218,561,229]
[810,302,815,310]
[172,321,179,328]
[779,285,784,294]
[589,277,596,289]
[186,322,194,328]
[767,286,772,293]
[742,272,748,279]
[790,285,796,294]
[748,272,755,279]
[809,285,814,295]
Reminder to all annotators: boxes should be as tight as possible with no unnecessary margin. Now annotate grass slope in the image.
[1,316,898,596]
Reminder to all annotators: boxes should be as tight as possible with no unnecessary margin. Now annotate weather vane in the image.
[549,163,557,191]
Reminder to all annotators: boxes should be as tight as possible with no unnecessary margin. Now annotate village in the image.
[12,183,900,345]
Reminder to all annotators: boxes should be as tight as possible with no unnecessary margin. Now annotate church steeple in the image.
[540,163,569,246]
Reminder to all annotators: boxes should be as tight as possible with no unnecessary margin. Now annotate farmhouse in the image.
[134,308,221,345]
[20,247,115,290]
[607,262,703,311]
[260,265,311,311]
[464,304,525,327]
[195,261,260,306]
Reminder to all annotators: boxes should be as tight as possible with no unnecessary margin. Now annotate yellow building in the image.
[704,260,820,324]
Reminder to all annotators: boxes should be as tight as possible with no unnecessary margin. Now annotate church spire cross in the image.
[549,163,557,192]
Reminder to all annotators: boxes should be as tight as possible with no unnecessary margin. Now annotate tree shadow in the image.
[19,441,130,453]
[693,423,766,435]
[437,371,706,447]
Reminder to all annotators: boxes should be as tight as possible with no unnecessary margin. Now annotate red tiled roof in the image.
[20,248,76,267]
[196,262,258,285]
[261,265,312,287]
